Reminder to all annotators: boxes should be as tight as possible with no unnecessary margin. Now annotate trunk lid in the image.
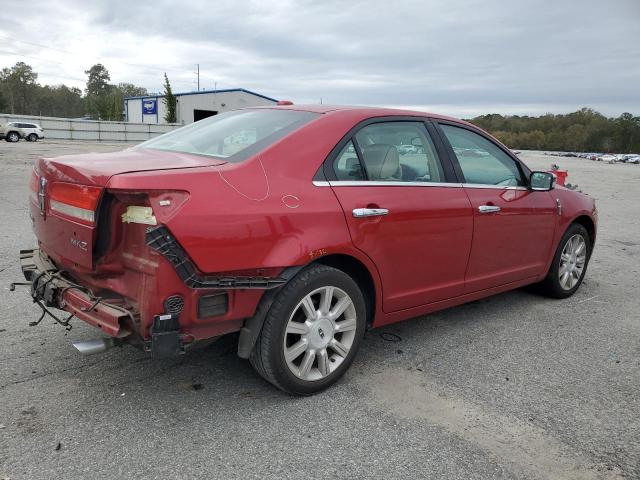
[37,148,226,187]
[31,148,225,271]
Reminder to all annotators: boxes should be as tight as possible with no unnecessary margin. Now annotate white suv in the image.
[1,122,45,142]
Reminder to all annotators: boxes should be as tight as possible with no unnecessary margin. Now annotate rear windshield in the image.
[136,109,319,162]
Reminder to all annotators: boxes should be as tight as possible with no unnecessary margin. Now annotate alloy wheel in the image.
[283,286,358,381]
[558,234,587,290]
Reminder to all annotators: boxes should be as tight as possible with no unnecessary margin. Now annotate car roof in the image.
[253,104,473,127]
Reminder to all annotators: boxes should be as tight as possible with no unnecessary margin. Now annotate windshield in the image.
[136,109,319,162]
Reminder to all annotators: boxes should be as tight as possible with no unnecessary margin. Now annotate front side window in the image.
[332,121,444,182]
[440,124,524,186]
[137,109,319,163]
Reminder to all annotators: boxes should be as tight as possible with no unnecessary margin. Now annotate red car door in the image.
[437,123,557,293]
[323,120,473,312]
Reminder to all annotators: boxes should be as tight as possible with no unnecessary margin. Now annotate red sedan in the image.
[19,105,596,394]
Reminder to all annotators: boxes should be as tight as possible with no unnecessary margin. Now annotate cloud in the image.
[0,0,638,116]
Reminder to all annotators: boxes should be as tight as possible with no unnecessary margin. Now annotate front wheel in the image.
[539,223,592,298]
[250,264,366,395]
[6,132,19,142]
[27,133,38,142]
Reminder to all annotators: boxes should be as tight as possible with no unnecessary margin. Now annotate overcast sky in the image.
[1,0,639,117]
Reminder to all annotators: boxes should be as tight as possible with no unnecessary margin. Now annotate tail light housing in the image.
[49,182,103,225]
[28,169,39,205]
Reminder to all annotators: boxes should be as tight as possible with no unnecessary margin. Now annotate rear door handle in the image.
[352,208,389,218]
[478,205,501,213]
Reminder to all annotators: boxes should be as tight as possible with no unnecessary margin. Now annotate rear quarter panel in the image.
[107,110,377,273]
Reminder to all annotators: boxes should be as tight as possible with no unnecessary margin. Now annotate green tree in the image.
[0,62,39,114]
[162,73,177,123]
[612,113,640,153]
[36,85,84,117]
[84,63,110,96]
[82,66,147,120]
[564,124,588,152]
[105,87,124,121]
[469,107,639,153]
[84,64,112,119]
[118,82,148,98]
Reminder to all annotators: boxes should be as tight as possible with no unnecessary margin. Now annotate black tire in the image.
[539,223,592,298]
[28,133,38,142]
[6,131,20,142]
[250,264,366,395]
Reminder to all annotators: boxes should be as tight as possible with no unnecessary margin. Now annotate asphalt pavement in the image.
[0,140,638,479]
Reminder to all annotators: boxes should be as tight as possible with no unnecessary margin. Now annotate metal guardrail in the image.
[0,113,180,142]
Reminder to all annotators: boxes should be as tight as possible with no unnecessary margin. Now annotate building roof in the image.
[124,88,278,102]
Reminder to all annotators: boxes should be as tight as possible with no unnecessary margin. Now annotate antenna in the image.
[194,64,200,91]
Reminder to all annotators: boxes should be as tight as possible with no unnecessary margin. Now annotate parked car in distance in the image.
[397,144,418,155]
[18,105,597,395]
[1,122,45,142]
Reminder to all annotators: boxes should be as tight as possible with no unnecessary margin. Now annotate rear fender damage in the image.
[145,225,290,289]
[236,266,303,359]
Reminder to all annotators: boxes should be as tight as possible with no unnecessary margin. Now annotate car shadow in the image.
[64,286,545,401]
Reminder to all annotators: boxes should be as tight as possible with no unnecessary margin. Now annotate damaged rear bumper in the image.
[19,248,136,338]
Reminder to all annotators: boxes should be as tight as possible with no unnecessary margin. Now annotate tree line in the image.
[0,62,176,122]
[1,61,637,149]
[469,108,640,153]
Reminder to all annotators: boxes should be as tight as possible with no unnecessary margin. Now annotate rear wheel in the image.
[6,131,19,142]
[250,264,366,395]
[28,133,38,142]
[539,223,591,298]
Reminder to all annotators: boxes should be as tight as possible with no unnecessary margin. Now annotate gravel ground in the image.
[0,140,638,479]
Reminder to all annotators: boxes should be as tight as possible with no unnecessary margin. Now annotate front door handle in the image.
[478,205,501,214]
[353,208,389,218]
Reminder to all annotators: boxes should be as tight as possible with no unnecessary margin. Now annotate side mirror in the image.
[529,171,555,191]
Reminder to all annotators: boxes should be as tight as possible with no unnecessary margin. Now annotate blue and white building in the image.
[124,88,278,125]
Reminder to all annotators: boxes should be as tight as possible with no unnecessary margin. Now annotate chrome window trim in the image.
[313,180,528,190]
[462,183,529,191]
[313,180,462,188]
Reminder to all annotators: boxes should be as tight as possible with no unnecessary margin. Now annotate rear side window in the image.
[137,109,319,163]
[440,124,524,186]
[332,121,445,182]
